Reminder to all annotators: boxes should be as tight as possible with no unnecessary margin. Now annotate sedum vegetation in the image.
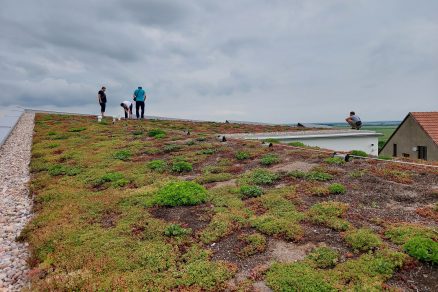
[23,114,438,291]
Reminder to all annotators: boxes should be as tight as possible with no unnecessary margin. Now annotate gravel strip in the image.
[0,113,35,291]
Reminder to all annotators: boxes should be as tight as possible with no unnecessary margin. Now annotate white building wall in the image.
[277,136,379,156]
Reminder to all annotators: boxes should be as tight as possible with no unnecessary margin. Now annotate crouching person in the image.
[346,111,362,130]
[120,101,133,119]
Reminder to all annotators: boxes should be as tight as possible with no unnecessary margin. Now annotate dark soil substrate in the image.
[100,211,120,228]
[386,262,438,292]
[300,222,352,257]
[210,230,270,274]
[149,204,213,231]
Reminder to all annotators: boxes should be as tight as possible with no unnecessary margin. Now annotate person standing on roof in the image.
[120,100,133,119]
[97,86,107,117]
[346,111,362,130]
[133,86,146,119]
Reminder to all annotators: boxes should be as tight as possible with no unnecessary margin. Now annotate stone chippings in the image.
[0,113,34,291]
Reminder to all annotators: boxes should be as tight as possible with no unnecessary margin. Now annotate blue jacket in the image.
[134,88,145,102]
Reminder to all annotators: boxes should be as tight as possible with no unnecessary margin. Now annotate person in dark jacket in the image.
[97,86,107,117]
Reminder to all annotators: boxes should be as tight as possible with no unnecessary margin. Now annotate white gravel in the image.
[0,113,35,291]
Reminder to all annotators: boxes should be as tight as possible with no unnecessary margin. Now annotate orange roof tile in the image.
[411,112,438,145]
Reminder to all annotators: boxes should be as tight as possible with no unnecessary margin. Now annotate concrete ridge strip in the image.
[25,108,220,123]
[0,106,25,146]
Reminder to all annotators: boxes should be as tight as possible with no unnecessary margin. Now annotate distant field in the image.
[361,125,397,142]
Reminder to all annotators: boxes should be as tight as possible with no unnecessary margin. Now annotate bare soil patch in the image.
[387,261,438,292]
[211,179,237,189]
[100,211,120,228]
[270,161,316,173]
[149,204,212,231]
[301,223,351,256]
[212,230,318,289]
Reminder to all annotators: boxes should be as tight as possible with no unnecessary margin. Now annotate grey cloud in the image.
[106,0,191,28]
[0,0,437,123]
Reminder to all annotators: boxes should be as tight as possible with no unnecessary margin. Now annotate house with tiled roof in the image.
[380,112,438,161]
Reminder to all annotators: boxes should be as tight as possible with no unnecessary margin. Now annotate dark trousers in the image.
[136,101,145,119]
[124,104,133,119]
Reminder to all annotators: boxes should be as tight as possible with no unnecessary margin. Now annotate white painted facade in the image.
[276,136,379,156]
[224,130,382,156]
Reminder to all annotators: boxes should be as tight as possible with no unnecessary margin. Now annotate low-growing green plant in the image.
[378,155,392,161]
[351,150,368,157]
[306,171,333,181]
[51,134,69,140]
[349,170,366,178]
[266,262,335,292]
[92,172,128,188]
[306,247,339,268]
[154,181,207,206]
[203,165,225,174]
[260,153,280,166]
[164,224,192,237]
[132,130,143,136]
[324,157,345,165]
[288,141,305,147]
[196,173,233,184]
[263,138,280,144]
[252,215,303,241]
[148,128,166,137]
[163,144,181,153]
[288,170,306,179]
[310,186,330,196]
[235,151,250,160]
[250,169,279,185]
[200,213,234,243]
[154,133,166,139]
[46,143,60,149]
[307,201,350,231]
[196,136,207,142]
[266,248,406,291]
[171,160,193,173]
[385,224,438,245]
[200,149,216,155]
[238,233,267,257]
[345,228,382,252]
[186,140,195,146]
[240,185,264,198]
[332,249,406,289]
[147,160,167,172]
[113,149,132,161]
[47,165,81,176]
[403,237,438,264]
[328,183,346,194]
[47,165,67,176]
[68,127,86,132]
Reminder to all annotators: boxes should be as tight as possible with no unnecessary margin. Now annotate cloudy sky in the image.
[1,0,437,123]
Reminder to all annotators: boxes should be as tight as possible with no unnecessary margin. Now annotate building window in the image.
[418,146,427,160]
[393,144,397,157]
[402,153,410,158]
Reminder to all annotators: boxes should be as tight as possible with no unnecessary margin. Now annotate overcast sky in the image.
[1,0,437,123]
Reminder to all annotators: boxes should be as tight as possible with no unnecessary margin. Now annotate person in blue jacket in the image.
[133,86,146,119]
